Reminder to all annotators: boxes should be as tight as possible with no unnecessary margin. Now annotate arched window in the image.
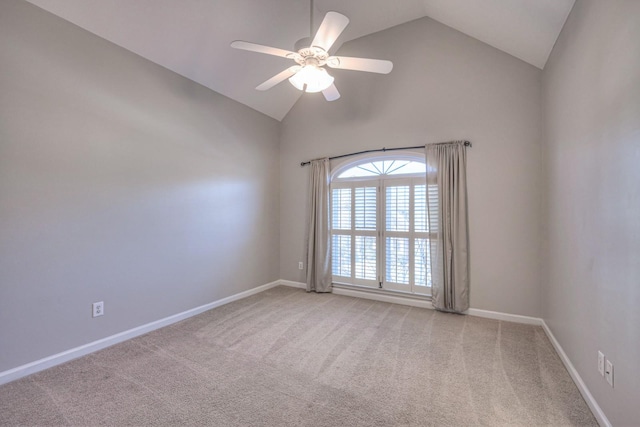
[331,153,433,295]
[336,159,426,178]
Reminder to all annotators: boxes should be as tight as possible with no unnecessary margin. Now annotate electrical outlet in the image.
[605,359,614,387]
[92,301,104,318]
[298,261,304,270]
[598,351,605,376]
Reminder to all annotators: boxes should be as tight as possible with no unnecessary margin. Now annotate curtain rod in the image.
[300,141,471,167]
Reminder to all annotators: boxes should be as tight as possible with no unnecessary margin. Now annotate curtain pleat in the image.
[306,158,332,293]
[425,142,470,313]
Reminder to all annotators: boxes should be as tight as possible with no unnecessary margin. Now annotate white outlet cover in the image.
[605,360,614,387]
[598,351,605,376]
[92,301,104,318]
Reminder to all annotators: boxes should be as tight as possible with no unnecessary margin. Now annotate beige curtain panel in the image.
[306,158,332,293]
[425,141,470,313]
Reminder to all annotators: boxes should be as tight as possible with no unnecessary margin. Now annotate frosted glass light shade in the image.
[289,65,334,93]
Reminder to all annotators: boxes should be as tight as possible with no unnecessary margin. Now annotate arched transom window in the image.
[336,159,426,178]
[331,154,434,295]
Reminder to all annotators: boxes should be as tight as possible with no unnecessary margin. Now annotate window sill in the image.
[332,282,432,302]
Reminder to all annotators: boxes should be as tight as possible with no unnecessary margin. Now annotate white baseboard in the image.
[0,280,282,386]
[466,308,542,325]
[0,277,609,427]
[541,321,611,427]
[278,280,306,289]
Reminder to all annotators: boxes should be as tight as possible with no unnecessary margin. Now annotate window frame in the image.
[330,152,432,296]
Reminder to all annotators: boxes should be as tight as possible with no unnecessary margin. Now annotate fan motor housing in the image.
[293,37,311,52]
[293,37,328,64]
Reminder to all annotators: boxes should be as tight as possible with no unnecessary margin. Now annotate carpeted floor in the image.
[0,286,597,426]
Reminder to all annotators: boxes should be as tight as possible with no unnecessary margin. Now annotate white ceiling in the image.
[26,0,575,121]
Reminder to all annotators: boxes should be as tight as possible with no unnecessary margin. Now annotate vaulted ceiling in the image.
[26,0,575,121]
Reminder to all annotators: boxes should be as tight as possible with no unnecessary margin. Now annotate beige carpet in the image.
[0,286,597,426]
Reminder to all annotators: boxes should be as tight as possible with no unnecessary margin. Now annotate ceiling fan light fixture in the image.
[288,65,334,93]
[231,6,391,101]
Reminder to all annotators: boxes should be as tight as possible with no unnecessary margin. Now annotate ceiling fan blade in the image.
[231,40,297,59]
[327,56,393,74]
[311,11,349,52]
[322,83,340,101]
[256,66,301,91]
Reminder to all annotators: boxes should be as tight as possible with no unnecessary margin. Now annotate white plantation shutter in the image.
[385,184,410,285]
[355,236,376,280]
[332,234,351,277]
[355,187,376,230]
[330,157,430,295]
[413,184,438,287]
[385,236,409,284]
[385,186,410,232]
[414,184,430,287]
[354,186,377,281]
[331,183,378,286]
[414,238,430,286]
[331,187,352,277]
[332,188,351,230]
[415,185,427,232]
[383,180,428,292]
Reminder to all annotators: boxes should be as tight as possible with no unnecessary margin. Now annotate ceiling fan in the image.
[230,1,393,102]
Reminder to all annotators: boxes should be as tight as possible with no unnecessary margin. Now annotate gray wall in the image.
[280,17,543,317]
[541,1,640,425]
[7,2,637,422]
[0,0,280,372]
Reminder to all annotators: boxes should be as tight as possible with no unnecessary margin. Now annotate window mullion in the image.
[377,182,383,287]
[350,182,356,280]
[409,181,415,292]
